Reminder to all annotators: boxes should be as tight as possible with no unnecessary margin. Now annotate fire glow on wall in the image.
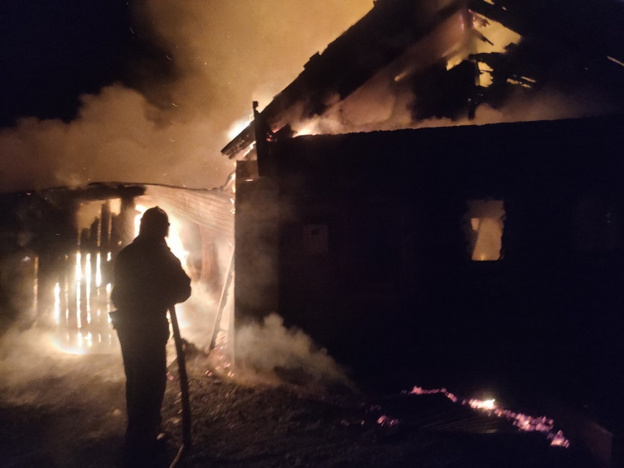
[47,199,192,354]
[49,199,124,354]
[38,184,235,360]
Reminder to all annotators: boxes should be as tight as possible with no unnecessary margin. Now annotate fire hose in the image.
[168,305,191,467]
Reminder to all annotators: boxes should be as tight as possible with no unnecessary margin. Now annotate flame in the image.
[294,121,320,136]
[134,204,147,236]
[469,398,496,410]
[51,247,116,355]
[166,217,190,268]
[468,201,504,261]
[50,204,121,355]
[227,117,253,141]
[48,200,224,360]
[409,386,570,448]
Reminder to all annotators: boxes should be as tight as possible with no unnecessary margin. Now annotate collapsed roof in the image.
[222,0,624,160]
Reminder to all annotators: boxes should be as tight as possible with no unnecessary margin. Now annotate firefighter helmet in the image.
[140,206,169,237]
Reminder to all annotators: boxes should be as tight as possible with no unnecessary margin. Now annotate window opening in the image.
[465,199,504,261]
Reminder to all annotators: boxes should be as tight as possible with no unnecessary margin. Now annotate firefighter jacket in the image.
[111,234,191,326]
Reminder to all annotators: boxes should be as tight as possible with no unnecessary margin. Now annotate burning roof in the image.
[222,0,624,160]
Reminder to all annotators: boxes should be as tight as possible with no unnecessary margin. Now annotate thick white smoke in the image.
[234,313,354,391]
[0,1,373,194]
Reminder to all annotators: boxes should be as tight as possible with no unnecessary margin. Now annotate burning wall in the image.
[0,184,235,355]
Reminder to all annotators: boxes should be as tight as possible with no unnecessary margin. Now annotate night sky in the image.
[1,1,136,125]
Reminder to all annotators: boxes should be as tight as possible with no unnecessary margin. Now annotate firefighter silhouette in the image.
[110,206,191,459]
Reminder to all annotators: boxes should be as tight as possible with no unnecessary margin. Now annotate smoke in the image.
[0,327,124,407]
[176,281,224,351]
[0,1,373,194]
[292,9,622,137]
[234,313,353,391]
[0,0,369,396]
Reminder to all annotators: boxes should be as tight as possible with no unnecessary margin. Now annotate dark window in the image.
[572,197,621,252]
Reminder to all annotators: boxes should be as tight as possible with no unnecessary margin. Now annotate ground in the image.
[0,332,604,468]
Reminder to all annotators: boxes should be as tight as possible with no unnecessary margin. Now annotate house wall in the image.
[236,115,624,413]
[235,161,279,322]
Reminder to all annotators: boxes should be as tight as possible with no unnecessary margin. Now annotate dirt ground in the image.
[0,332,602,468]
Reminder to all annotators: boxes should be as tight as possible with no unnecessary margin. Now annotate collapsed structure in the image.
[222,0,624,437]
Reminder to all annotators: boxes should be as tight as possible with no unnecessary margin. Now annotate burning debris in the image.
[409,386,570,448]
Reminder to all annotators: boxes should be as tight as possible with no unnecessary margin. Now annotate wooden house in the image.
[223,0,624,428]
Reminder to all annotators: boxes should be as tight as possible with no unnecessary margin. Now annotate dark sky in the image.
[0,0,182,128]
[0,1,139,126]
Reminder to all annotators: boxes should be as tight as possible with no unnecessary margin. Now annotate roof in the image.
[222,0,624,159]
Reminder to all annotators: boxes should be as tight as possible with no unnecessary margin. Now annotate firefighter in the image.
[110,206,191,460]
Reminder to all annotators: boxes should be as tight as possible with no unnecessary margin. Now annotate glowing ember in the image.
[206,340,235,379]
[469,398,496,410]
[377,415,400,428]
[408,386,570,448]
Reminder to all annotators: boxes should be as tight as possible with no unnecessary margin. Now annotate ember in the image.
[409,386,570,448]
[377,415,401,428]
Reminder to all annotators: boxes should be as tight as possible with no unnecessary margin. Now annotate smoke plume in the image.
[0,1,373,194]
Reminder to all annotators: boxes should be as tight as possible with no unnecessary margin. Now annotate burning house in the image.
[222,0,624,436]
[0,1,623,465]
